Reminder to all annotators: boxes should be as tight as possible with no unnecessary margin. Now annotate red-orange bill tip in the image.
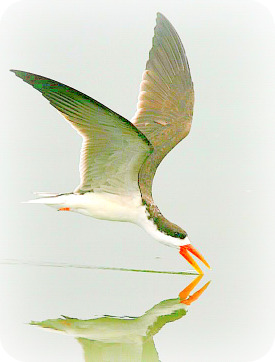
[178,275,203,300]
[179,244,211,274]
[179,246,203,274]
[180,280,211,305]
[186,244,211,269]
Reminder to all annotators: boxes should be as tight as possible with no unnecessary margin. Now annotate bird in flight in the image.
[11,13,210,274]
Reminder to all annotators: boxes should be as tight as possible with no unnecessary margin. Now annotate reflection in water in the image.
[30,276,210,361]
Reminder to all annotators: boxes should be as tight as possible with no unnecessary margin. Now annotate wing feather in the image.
[11,70,152,195]
[131,13,194,201]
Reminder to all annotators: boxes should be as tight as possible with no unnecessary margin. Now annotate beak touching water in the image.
[179,244,211,274]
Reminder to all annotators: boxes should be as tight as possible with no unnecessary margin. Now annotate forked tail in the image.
[24,192,66,209]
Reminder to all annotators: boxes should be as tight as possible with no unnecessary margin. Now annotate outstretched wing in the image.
[131,13,194,201]
[12,70,152,195]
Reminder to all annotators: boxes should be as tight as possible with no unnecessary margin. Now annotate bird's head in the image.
[153,216,210,274]
[144,202,211,274]
[163,224,210,274]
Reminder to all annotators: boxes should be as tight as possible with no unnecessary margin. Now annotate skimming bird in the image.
[11,13,210,274]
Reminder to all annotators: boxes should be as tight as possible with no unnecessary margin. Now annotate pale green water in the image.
[0,264,212,361]
[29,274,208,362]
[0,260,274,361]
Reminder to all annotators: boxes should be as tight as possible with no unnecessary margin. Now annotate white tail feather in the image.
[24,193,65,209]
[33,192,59,197]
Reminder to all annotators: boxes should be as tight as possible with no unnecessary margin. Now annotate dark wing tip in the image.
[10,69,23,76]
[11,68,153,149]
[156,12,170,25]
[10,69,22,79]
[156,12,166,19]
[10,69,42,89]
[10,69,43,84]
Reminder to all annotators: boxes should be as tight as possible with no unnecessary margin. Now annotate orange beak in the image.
[179,275,211,305]
[179,244,211,274]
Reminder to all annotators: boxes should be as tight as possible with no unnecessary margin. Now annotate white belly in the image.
[30,191,189,248]
[55,192,145,223]
[68,192,189,248]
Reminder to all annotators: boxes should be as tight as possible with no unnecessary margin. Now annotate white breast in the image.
[135,211,190,248]
[39,191,190,249]
[61,192,144,223]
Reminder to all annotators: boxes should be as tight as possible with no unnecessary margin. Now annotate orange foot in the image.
[58,207,70,211]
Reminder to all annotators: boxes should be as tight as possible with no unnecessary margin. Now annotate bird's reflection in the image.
[30,276,210,361]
